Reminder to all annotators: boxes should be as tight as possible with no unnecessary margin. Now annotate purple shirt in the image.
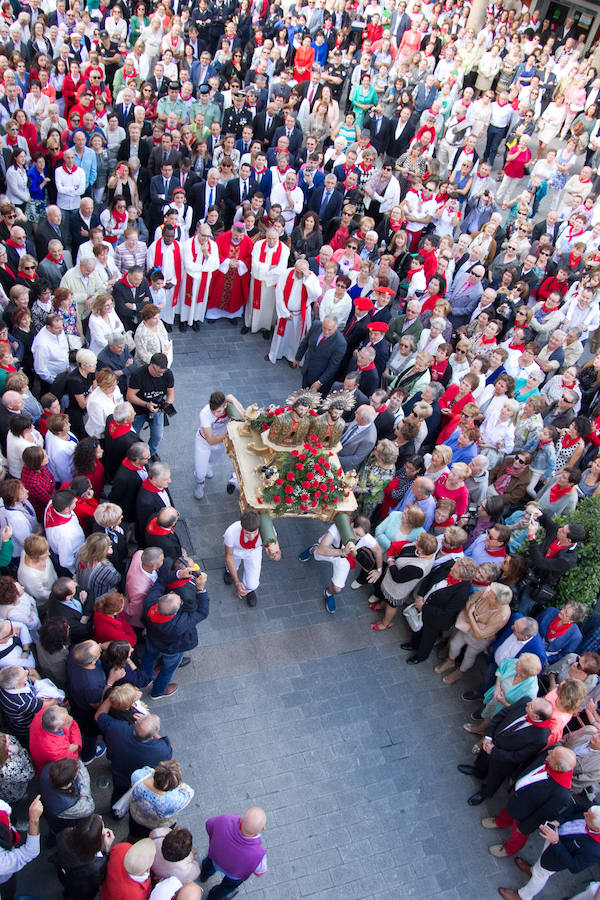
[206,814,266,881]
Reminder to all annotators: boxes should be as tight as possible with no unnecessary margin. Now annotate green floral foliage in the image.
[556,496,600,610]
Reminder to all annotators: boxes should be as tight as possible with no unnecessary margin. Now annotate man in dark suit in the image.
[113,266,151,331]
[107,442,150,527]
[148,133,182,177]
[114,90,137,130]
[148,62,169,98]
[498,801,600,900]
[294,316,347,396]
[135,461,174,547]
[346,346,379,396]
[150,163,179,234]
[337,405,378,471]
[252,102,282,147]
[308,173,343,222]
[457,696,554,805]
[117,124,151,168]
[483,747,576,859]
[132,163,151,206]
[327,372,368,422]
[339,296,373,375]
[531,211,560,246]
[4,224,36,273]
[363,106,393,156]
[35,205,71,260]
[299,70,322,107]
[389,106,415,158]
[223,162,257,227]
[272,111,303,157]
[189,172,225,233]
[69,198,101,259]
[103,407,138,482]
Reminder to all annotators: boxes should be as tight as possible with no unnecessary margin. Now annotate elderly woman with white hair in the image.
[85,369,123,440]
[435,582,513,684]
[383,332,417,388]
[417,317,447,356]
[478,398,519,467]
[88,293,126,357]
[93,502,128,573]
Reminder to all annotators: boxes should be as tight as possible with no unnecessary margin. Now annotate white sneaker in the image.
[367,594,378,603]
[206,466,214,479]
[194,484,204,500]
[350,580,362,589]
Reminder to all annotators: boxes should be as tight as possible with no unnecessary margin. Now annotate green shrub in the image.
[556,495,600,611]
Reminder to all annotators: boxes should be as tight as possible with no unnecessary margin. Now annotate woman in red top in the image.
[14,109,38,157]
[497,136,532,209]
[294,35,315,83]
[433,463,470,518]
[93,592,137,646]
[73,438,105,501]
[20,445,55,521]
[437,373,479,442]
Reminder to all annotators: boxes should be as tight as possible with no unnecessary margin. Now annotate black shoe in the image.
[150,453,161,462]
[471,710,483,721]
[468,791,485,806]
[264,353,270,361]
[462,691,481,702]
[406,656,421,665]
[179,322,187,332]
[226,482,235,494]
[164,323,172,333]
[192,321,201,331]
[400,642,414,651]
[457,764,478,776]
[178,656,191,668]
[223,570,233,585]
[261,329,270,340]
[240,325,250,334]
[245,591,257,607]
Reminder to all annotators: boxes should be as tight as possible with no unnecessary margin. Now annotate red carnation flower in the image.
[257,498,263,504]
[284,496,293,504]
[261,423,269,431]
[300,504,308,511]
[309,434,318,441]
[273,495,282,503]
[276,478,284,486]
[316,443,323,449]
[267,411,275,417]
[284,485,294,495]
[318,457,326,464]
[301,480,310,488]
[303,443,311,450]
[311,500,318,507]
[274,407,284,414]
[333,498,338,504]
[300,492,309,501]
[291,450,299,457]
[295,463,304,471]
[322,504,328,509]
[286,472,295,481]
[314,491,321,498]
[298,453,306,461]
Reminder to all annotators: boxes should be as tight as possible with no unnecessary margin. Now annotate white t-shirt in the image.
[224,521,263,558]
[322,523,378,553]
[197,404,228,446]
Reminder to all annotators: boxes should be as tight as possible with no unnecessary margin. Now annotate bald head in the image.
[547,746,577,773]
[241,807,267,835]
[2,391,23,412]
[175,886,203,900]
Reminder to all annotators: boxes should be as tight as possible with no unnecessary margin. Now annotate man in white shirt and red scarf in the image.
[205,223,253,324]
[145,224,182,329]
[179,222,219,332]
[267,260,321,365]
[223,510,280,608]
[401,178,438,252]
[243,226,290,339]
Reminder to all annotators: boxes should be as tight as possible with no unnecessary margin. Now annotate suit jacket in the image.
[363,113,393,156]
[107,463,146,523]
[346,360,379,397]
[102,417,138,481]
[35,218,70,259]
[135,483,172,547]
[133,168,151,205]
[114,102,136,129]
[337,421,377,471]
[295,322,347,394]
[5,240,36,275]
[272,125,303,157]
[488,614,547,667]
[223,176,258,224]
[328,381,368,422]
[150,173,179,206]
[540,802,600,874]
[252,110,282,146]
[388,118,415,158]
[117,138,151,168]
[148,147,182,177]
[148,76,169,98]
[113,277,151,330]
[308,185,343,221]
[70,211,102,257]
[417,575,471,628]
[505,752,572,835]
[531,219,561,245]
[189,180,225,232]
[486,698,551,772]
[563,728,600,793]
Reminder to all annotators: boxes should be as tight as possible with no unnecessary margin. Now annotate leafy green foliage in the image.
[556,495,600,610]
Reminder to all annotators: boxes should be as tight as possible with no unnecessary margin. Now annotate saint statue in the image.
[311,392,355,448]
[267,390,321,446]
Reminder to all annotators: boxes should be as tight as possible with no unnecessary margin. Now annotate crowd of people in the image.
[1,0,600,897]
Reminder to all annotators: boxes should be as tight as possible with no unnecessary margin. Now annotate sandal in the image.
[371,621,392,631]
[369,602,385,611]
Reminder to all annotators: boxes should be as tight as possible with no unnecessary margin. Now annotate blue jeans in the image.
[141,639,183,696]
[517,585,535,615]
[484,125,506,166]
[133,412,164,456]
[201,857,244,899]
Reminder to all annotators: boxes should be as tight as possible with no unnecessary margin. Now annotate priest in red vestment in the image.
[206,223,253,322]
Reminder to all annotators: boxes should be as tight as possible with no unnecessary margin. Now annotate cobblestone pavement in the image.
[21,323,589,899]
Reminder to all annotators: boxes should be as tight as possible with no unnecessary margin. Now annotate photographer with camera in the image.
[517,511,585,616]
[126,353,175,460]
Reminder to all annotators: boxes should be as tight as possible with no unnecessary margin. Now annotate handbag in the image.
[355,546,377,572]
[111,769,153,819]
[403,601,423,632]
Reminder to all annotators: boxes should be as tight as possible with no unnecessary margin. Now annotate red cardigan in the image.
[93,611,137,646]
[434,473,469,517]
[437,385,475,442]
[101,844,151,900]
[29,708,82,776]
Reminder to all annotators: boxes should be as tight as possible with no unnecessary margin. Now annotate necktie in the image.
[164,177,168,194]
[181,173,186,186]
[124,105,129,118]
[376,118,381,134]
[316,332,325,346]
[266,116,271,131]
[163,150,167,162]
[208,186,214,209]
[320,191,330,217]
[242,181,248,200]
[287,129,291,138]
[341,423,358,445]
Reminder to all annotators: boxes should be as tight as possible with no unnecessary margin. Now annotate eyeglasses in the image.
[515,456,527,463]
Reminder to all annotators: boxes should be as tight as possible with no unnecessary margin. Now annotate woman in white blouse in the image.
[85,368,123,439]
[478,398,520,467]
[134,304,172,367]
[318,275,353,330]
[87,293,125,356]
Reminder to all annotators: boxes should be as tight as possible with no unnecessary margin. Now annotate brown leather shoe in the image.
[498,890,523,900]
[514,857,532,876]
[150,682,178,699]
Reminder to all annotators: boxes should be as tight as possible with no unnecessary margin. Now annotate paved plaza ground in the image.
[20,322,593,900]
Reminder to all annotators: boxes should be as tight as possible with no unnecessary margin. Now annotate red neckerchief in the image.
[147,602,176,623]
[142,479,163,494]
[19,271,36,280]
[112,208,127,225]
[479,334,497,345]
[45,253,63,264]
[407,265,423,282]
[240,528,259,549]
[546,537,567,557]
[525,715,552,728]
[44,505,71,528]
[122,458,145,472]
[561,432,581,449]
[441,543,463,554]
[120,273,135,289]
[62,163,76,174]
[167,575,192,588]
[567,225,584,242]
[509,341,525,352]
[431,358,448,380]
[586,826,600,843]
[544,762,573,788]
[569,251,582,267]
[386,538,409,558]
[108,419,130,439]
[542,300,557,313]
[6,238,24,249]
[562,378,576,389]
[357,361,376,372]
[546,614,572,640]
[146,516,172,536]
[484,545,506,558]
[358,160,373,174]
[446,574,462,586]
[389,218,402,232]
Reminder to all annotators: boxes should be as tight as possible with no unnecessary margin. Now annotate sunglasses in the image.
[22,265,36,270]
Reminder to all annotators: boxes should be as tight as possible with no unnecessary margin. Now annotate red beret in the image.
[367,321,388,332]
[354,296,374,311]
[375,286,395,295]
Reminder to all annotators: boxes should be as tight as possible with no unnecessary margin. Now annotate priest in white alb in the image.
[146,223,183,328]
[179,222,220,331]
[243,226,290,339]
[267,260,321,365]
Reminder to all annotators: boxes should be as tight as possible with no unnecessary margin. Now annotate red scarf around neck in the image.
[108,419,131,439]
[546,614,571,640]
[6,238,24,249]
[45,253,63,264]
[142,479,164,494]
[561,431,581,449]
[446,573,462,586]
[545,762,573,788]
[546,538,568,558]
[549,482,573,503]
[240,528,259,549]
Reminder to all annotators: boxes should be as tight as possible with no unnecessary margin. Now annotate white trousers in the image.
[448,629,492,673]
[569,882,600,900]
[233,548,262,591]
[519,851,555,900]
[313,547,351,590]
[194,436,225,484]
